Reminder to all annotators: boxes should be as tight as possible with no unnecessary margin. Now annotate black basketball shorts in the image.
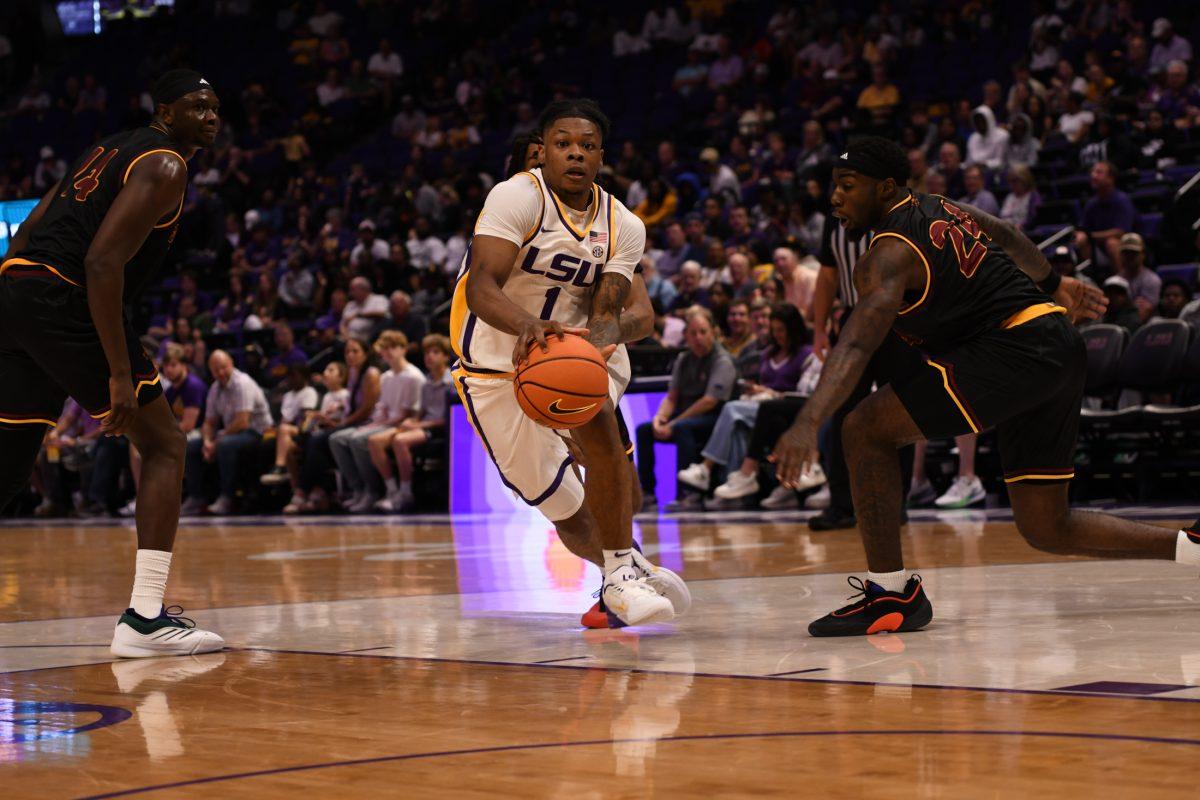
[0,264,163,429]
[892,305,1086,485]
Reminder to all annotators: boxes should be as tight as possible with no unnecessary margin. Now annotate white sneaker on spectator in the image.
[794,463,827,491]
[760,485,798,509]
[374,492,413,513]
[934,476,986,509]
[206,496,234,516]
[713,470,759,500]
[349,492,381,513]
[282,493,307,514]
[908,479,938,507]
[676,462,711,491]
[180,497,207,516]
[804,486,831,510]
[118,498,137,517]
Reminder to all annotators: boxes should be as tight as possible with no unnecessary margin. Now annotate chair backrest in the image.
[1081,324,1128,394]
[1184,323,1200,382]
[1116,319,1193,391]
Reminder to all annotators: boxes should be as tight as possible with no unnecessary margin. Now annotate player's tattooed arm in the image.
[586,271,632,356]
[956,201,1107,323]
[770,238,910,486]
[617,273,654,343]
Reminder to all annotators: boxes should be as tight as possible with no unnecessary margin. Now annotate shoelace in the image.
[162,605,197,629]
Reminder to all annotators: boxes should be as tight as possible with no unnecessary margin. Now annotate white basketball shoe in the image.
[601,567,674,627]
[110,605,225,658]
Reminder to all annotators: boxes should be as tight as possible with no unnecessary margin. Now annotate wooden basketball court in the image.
[3,507,1199,798]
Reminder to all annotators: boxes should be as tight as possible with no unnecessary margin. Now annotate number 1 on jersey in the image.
[539,287,561,320]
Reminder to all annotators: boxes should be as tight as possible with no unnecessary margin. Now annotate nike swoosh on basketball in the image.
[548,399,597,415]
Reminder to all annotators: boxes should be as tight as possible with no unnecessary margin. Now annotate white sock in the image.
[384,477,399,495]
[1176,530,1200,566]
[867,569,908,593]
[130,549,172,618]
[603,548,634,577]
[399,480,412,495]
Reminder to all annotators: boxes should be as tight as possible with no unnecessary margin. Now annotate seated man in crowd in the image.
[1074,161,1136,275]
[183,350,274,516]
[635,306,737,511]
[264,322,309,384]
[340,276,390,340]
[33,399,102,517]
[722,298,761,379]
[1113,233,1162,325]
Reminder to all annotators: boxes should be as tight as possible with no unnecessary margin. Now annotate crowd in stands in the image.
[4,0,1200,516]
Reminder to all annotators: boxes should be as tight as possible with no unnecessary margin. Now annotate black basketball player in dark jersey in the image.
[772,137,1200,636]
[0,69,224,656]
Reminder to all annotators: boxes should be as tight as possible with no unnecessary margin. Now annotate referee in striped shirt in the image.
[807,216,923,530]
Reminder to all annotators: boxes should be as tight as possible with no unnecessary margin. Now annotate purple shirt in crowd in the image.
[1081,190,1136,234]
[165,371,207,422]
[758,345,812,392]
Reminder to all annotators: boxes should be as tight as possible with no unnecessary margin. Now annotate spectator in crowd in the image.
[677,304,813,498]
[1058,91,1093,145]
[655,221,697,280]
[333,331,424,512]
[407,216,448,272]
[722,251,758,299]
[1002,113,1040,171]
[1150,18,1193,73]
[796,120,835,178]
[999,165,1041,229]
[372,334,454,512]
[1154,278,1194,322]
[387,290,429,354]
[1074,161,1136,274]
[265,322,309,384]
[35,400,102,517]
[935,141,967,198]
[965,105,1009,170]
[670,260,710,314]
[295,337,380,512]
[282,361,350,513]
[183,350,274,516]
[958,164,1000,217]
[722,298,760,379]
[340,276,389,339]
[279,257,316,317]
[350,220,390,267]
[857,64,901,128]
[698,147,741,205]
[635,306,737,511]
[261,364,320,486]
[33,147,66,192]
[1102,275,1142,335]
[707,35,744,90]
[1114,233,1162,324]
[772,246,816,321]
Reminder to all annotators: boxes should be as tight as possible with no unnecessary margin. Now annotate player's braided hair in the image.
[843,135,911,185]
[537,98,611,144]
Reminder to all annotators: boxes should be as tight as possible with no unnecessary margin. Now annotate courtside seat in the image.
[1081,324,1128,399]
[1116,319,1192,393]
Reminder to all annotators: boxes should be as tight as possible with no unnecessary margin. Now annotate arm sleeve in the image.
[473,173,543,246]
[605,209,647,282]
[705,353,737,401]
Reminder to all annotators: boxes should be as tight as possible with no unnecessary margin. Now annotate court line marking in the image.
[73,729,1200,798]
[223,646,1200,705]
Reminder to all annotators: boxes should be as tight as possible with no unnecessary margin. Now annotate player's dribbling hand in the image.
[512,319,589,366]
[1054,276,1108,324]
[101,376,138,437]
[769,417,820,489]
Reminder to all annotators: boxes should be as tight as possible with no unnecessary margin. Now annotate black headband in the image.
[152,69,212,106]
[837,147,903,183]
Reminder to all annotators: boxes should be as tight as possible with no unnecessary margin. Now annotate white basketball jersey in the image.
[450,168,644,377]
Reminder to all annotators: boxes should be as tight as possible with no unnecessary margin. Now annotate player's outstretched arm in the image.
[465,234,587,366]
[85,153,187,436]
[955,201,1106,323]
[770,238,910,486]
[3,180,60,261]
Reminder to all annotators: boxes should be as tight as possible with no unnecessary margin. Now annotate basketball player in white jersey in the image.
[452,99,689,627]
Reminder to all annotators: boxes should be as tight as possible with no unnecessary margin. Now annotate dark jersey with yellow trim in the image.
[13,124,186,301]
[871,192,1047,353]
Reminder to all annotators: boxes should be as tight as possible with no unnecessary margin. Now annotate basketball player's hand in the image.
[770,417,819,489]
[1054,276,1107,324]
[512,319,589,366]
[102,376,138,437]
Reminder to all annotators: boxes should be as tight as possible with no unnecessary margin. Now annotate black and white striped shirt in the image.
[818,217,872,308]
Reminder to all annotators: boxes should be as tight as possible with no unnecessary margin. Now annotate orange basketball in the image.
[514,334,609,429]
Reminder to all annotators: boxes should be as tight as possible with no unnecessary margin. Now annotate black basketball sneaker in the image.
[808,575,933,637]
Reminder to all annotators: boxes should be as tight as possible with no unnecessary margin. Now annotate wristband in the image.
[1037,270,1062,294]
